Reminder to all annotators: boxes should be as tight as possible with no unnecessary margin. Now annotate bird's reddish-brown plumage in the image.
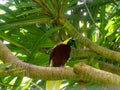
[49,44,71,67]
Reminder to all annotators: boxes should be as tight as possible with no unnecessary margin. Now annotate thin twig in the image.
[84,0,100,30]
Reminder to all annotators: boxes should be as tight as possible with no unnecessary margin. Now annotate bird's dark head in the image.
[67,38,77,47]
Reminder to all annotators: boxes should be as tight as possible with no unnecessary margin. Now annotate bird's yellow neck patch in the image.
[62,37,72,44]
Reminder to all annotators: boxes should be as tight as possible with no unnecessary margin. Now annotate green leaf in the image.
[29,27,61,59]
[0,4,16,18]
[12,77,23,89]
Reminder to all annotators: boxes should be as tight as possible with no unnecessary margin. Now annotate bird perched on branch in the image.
[46,37,76,90]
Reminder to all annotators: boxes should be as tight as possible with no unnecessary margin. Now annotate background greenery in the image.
[0,0,120,90]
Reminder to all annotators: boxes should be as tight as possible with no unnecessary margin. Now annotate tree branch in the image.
[0,40,120,86]
[74,63,120,86]
[99,61,120,76]
[0,40,78,80]
[62,21,120,63]
[72,48,120,77]
[71,48,97,58]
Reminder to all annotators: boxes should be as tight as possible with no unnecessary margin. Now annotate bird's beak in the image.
[72,38,77,41]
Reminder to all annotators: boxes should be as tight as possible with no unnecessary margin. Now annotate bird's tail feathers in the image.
[46,80,61,90]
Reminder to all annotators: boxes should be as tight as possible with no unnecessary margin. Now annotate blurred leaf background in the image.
[0,0,120,90]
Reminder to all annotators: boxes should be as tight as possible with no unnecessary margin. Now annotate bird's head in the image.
[63,37,77,48]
